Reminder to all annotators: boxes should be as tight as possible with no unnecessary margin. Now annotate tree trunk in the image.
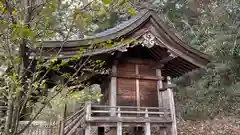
[4,92,13,135]
[4,0,32,134]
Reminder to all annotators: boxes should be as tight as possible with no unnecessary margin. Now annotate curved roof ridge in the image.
[42,9,151,47]
[149,11,210,61]
[94,9,149,37]
[41,9,210,68]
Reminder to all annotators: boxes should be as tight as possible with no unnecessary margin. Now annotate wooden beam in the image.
[112,74,163,81]
[159,56,176,64]
[167,76,177,135]
[159,83,176,91]
[123,59,156,65]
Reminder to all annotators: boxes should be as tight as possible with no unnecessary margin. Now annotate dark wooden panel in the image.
[139,80,158,107]
[117,78,136,106]
[139,64,156,76]
[117,63,135,76]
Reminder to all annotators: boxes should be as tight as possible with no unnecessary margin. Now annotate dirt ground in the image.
[178,117,240,135]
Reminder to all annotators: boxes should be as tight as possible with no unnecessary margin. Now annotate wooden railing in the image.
[84,103,172,135]
[63,107,85,135]
[85,103,172,123]
[19,107,85,135]
[18,121,59,135]
[18,104,172,135]
[92,105,170,116]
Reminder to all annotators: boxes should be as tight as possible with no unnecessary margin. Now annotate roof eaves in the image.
[41,9,151,48]
[149,12,210,67]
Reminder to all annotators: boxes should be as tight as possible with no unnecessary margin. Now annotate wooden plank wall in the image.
[117,62,136,106]
[116,59,159,107]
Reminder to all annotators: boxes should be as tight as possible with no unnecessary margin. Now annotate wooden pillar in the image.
[156,68,163,107]
[167,76,177,135]
[85,101,91,120]
[145,108,151,135]
[85,101,91,135]
[110,64,117,135]
[117,107,122,135]
[98,127,105,135]
[156,70,167,135]
[136,64,140,108]
[110,64,117,115]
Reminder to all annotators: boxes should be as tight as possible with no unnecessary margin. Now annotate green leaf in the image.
[9,74,17,79]
[61,73,71,79]
[128,8,136,17]
[47,33,56,37]
[96,60,102,63]
[50,58,58,63]
[79,48,86,53]
[14,57,21,63]
[103,0,111,5]
[12,10,17,15]
[106,40,113,44]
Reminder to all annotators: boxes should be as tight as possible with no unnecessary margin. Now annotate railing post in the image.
[145,108,151,135]
[167,76,177,135]
[85,101,91,121]
[85,124,91,135]
[85,101,91,135]
[117,107,122,135]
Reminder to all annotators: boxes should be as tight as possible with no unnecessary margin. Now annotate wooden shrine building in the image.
[41,9,210,135]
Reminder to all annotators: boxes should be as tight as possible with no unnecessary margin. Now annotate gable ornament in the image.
[140,32,156,48]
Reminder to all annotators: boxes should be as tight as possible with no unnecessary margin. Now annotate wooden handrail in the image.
[91,110,170,115]
[64,107,84,124]
[90,105,171,120]
[91,105,169,110]
[64,111,85,134]
[65,116,85,135]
